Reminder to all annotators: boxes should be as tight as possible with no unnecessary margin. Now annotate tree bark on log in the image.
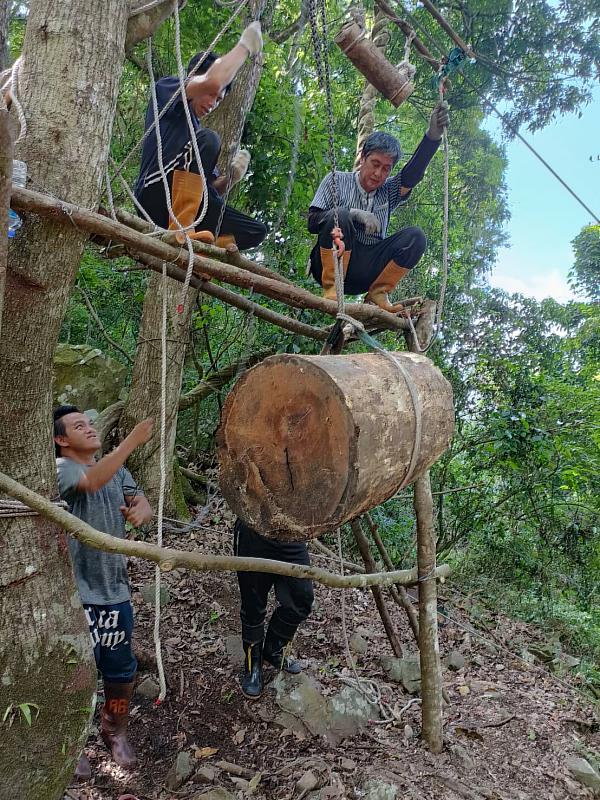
[218,352,454,540]
[350,519,403,657]
[11,186,411,333]
[0,470,450,589]
[0,3,128,797]
[335,20,414,108]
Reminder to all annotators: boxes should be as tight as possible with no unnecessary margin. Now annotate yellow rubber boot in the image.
[320,247,350,301]
[215,234,237,249]
[169,170,215,245]
[365,260,409,313]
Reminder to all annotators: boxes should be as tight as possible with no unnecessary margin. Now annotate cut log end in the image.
[217,353,454,542]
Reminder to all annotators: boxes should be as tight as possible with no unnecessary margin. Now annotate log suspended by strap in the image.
[335,19,414,107]
[217,352,454,541]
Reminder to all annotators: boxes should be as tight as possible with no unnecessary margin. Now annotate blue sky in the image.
[484,86,599,303]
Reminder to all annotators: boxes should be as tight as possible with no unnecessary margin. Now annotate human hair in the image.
[53,404,80,456]
[361,131,402,165]
[187,50,233,95]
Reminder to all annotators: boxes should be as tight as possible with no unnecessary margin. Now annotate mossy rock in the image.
[53,344,128,411]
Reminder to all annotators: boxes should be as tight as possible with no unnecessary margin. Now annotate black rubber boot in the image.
[263,629,302,674]
[241,641,263,699]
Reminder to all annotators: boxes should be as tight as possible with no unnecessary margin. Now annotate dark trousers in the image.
[84,601,137,683]
[310,208,426,294]
[138,128,267,251]
[234,519,314,644]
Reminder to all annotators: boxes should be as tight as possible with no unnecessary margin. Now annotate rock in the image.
[403,724,414,740]
[296,770,319,793]
[339,758,356,771]
[528,643,556,663]
[380,655,421,693]
[195,766,216,784]
[224,634,245,668]
[140,582,171,608]
[445,651,466,671]
[53,343,128,411]
[379,655,403,682]
[355,626,374,640]
[166,751,195,790]
[566,756,600,791]
[450,743,475,771]
[559,653,581,670]
[349,632,369,654]
[135,676,160,700]
[360,777,399,800]
[191,790,235,800]
[273,673,380,746]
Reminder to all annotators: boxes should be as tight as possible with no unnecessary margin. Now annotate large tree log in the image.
[335,20,414,107]
[217,352,454,540]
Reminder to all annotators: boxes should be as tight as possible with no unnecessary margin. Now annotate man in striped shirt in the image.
[308,101,449,312]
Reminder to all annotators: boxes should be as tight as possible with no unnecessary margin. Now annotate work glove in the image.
[231,148,251,185]
[350,208,380,234]
[427,100,450,140]
[239,21,263,56]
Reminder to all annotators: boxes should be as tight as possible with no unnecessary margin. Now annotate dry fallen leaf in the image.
[195,746,219,759]
[233,728,246,745]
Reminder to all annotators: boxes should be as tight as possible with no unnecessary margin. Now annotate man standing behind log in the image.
[53,406,153,777]
[307,101,449,311]
[234,518,314,699]
[134,22,267,251]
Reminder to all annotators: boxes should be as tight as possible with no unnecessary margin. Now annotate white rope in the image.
[145,35,197,315]
[0,57,27,143]
[154,261,169,703]
[129,0,187,16]
[0,498,68,518]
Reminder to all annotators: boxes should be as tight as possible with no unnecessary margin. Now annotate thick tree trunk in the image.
[0,1,9,72]
[218,352,454,540]
[0,2,128,797]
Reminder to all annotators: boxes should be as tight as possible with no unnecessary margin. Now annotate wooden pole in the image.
[363,512,420,641]
[10,186,411,334]
[135,252,328,342]
[350,519,403,657]
[414,472,443,752]
[0,470,450,589]
[406,301,444,752]
[374,0,440,69]
[419,0,476,58]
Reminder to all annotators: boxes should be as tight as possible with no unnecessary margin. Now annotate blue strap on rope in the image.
[432,46,468,89]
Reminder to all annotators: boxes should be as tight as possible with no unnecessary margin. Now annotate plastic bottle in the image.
[7,159,27,238]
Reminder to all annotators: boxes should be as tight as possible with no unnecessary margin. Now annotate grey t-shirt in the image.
[57,457,142,606]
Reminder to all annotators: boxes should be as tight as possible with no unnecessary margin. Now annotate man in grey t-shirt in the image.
[54,405,153,776]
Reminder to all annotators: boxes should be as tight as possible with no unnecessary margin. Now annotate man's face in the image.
[358,151,395,193]
[55,412,101,454]
[190,75,226,118]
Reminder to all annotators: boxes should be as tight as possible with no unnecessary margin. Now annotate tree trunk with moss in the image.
[0,2,128,797]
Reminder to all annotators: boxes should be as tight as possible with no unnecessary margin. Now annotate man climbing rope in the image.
[307,101,449,311]
[134,21,267,251]
[53,406,154,777]
[233,518,314,699]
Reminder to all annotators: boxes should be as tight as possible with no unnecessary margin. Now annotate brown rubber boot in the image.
[365,260,409,313]
[100,680,137,769]
[320,247,350,301]
[74,753,92,780]
[169,169,215,245]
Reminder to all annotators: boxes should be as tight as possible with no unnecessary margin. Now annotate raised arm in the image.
[78,419,153,494]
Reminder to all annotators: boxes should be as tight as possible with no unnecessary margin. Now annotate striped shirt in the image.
[310,170,412,245]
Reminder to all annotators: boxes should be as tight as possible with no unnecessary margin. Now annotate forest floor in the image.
[64,500,600,800]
